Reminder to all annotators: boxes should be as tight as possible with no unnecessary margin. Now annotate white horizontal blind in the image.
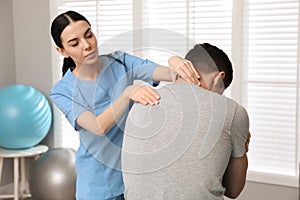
[142,0,188,66]
[142,0,233,64]
[243,0,299,180]
[189,0,232,58]
[189,0,233,96]
[142,0,233,97]
[96,0,133,54]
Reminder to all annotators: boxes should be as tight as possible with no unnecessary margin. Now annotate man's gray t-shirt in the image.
[122,83,249,200]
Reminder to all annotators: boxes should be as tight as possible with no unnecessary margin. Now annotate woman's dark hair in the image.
[51,11,91,76]
[185,43,233,89]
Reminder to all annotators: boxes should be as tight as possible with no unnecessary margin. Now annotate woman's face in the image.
[57,20,98,67]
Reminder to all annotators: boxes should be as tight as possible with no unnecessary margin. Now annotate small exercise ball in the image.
[0,84,52,149]
[29,148,77,200]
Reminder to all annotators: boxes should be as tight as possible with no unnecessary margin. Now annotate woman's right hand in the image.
[125,85,160,106]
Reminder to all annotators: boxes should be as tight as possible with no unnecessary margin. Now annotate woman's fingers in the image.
[130,85,160,106]
[177,60,194,83]
[169,56,200,85]
[190,62,201,85]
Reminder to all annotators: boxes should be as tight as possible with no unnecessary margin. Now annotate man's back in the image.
[122,83,249,200]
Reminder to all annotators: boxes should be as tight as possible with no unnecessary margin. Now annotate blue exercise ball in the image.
[0,84,52,149]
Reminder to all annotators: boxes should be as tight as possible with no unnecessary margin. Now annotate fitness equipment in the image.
[0,84,52,149]
[29,148,76,200]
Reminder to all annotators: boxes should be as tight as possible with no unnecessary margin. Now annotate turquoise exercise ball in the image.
[0,84,52,149]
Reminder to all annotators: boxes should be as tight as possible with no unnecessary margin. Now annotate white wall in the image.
[12,0,55,147]
[0,0,16,190]
[236,181,298,200]
[0,0,55,194]
[0,0,16,88]
[0,0,298,199]
[12,0,53,94]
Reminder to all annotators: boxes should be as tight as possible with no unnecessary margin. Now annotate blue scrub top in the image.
[50,51,158,200]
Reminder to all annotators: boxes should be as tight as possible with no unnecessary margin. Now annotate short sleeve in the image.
[111,51,159,85]
[50,83,88,131]
[230,105,249,157]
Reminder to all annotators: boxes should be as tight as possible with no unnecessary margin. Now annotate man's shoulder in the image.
[225,97,249,135]
[156,82,210,98]
[223,97,248,116]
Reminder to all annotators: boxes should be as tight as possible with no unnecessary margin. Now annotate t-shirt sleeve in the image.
[112,51,159,85]
[50,84,88,131]
[230,105,249,157]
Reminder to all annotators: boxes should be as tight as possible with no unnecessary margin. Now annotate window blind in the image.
[243,0,299,184]
[188,0,233,97]
[189,0,232,58]
[96,0,133,54]
[142,0,188,66]
[141,0,233,99]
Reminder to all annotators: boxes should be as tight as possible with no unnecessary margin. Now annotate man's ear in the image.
[214,71,225,85]
[211,71,225,94]
[219,71,225,79]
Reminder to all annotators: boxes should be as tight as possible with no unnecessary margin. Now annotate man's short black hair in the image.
[185,43,233,89]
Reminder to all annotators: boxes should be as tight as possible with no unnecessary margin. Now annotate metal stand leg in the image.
[13,158,19,200]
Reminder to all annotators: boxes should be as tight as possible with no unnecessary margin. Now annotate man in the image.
[122,43,249,200]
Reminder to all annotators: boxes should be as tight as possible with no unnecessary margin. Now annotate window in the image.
[142,0,189,65]
[243,0,299,186]
[52,0,300,187]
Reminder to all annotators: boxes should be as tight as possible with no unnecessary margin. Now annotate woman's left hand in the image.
[125,85,160,106]
[168,56,201,85]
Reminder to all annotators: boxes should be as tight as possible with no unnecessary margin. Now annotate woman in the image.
[50,10,200,200]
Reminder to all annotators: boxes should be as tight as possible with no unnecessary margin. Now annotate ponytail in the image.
[62,57,75,76]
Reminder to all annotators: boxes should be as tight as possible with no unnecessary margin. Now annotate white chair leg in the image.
[13,158,19,200]
[0,158,3,185]
[20,157,26,196]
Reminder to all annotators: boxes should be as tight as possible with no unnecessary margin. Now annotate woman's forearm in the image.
[152,65,174,82]
[76,87,132,136]
[76,85,159,136]
[96,89,131,136]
